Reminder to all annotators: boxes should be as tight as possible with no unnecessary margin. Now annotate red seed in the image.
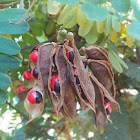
[18,86,27,93]
[23,71,32,80]
[31,67,38,80]
[27,90,42,104]
[29,50,38,63]
[51,76,60,93]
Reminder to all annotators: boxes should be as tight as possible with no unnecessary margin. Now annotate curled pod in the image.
[79,45,111,63]
[87,60,117,102]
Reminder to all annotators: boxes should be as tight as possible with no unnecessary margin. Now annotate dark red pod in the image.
[51,76,60,93]
[23,71,32,80]
[18,86,27,93]
[31,67,38,80]
[66,51,74,63]
[27,90,42,104]
[29,50,38,63]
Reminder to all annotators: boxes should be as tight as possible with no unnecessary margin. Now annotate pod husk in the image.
[87,59,116,98]
[91,79,107,127]
[63,38,96,113]
[24,84,44,124]
[79,45,111,63]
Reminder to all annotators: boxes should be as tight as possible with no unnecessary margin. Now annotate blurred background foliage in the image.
[0,0,139,139]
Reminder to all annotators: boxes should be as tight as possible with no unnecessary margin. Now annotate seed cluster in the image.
[18,38,120,127]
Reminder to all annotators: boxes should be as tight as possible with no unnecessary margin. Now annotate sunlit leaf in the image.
[77,4,88,27]
[47,0,60,15]
[96,20,106,33]
[108,49,123,73]
[45,21,54,35]
[126,33,135,47]
[57,5,78,28]
[85,22,98,44]
[106,15,113,34]
[111,31,119,42]
[78,20,94,37]
[112,16,121,32]
[0,36,20,55]
[111,49,129,69]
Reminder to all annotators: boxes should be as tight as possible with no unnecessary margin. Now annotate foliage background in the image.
[0,0,139,139]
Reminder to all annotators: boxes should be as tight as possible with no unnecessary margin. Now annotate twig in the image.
[0,0,20,7]
[10,0,37,25]
[29,30,40,43]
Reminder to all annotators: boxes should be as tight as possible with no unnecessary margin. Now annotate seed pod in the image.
[23,71,31,80]
[31,67,38,80]
[64,38,96,112]
[27,90,42,104]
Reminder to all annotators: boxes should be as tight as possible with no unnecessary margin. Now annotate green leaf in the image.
[128,20,140,40]
[81,3,108,21]
[0,36,20,55]
[88,0,107,5]
[57,5,78,28]
[112,16,121,32]
[108,49,123,73]
[0,54,20,73]
[45,21,54,35]
[85,22,98,44]
[0,89,8,104]
[78,20,94,37]
[111,50,129,69]
[0,73,11,89]
[110,0,131,13]
[0,8,29,34]
[55,0,81,6]
[130,0,140,21]
[106,14,113,34]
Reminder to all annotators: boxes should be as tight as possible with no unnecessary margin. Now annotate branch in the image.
[6,101,51,139]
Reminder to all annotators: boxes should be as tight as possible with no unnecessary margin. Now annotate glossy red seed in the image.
[29,50,38,63]
[31,67,38,80]
[66,51,74,63]
[18,86,27,93]
[27,90,42,104]
[23,71,32,80]
[51,76,58,91]
[27,90,36,104]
